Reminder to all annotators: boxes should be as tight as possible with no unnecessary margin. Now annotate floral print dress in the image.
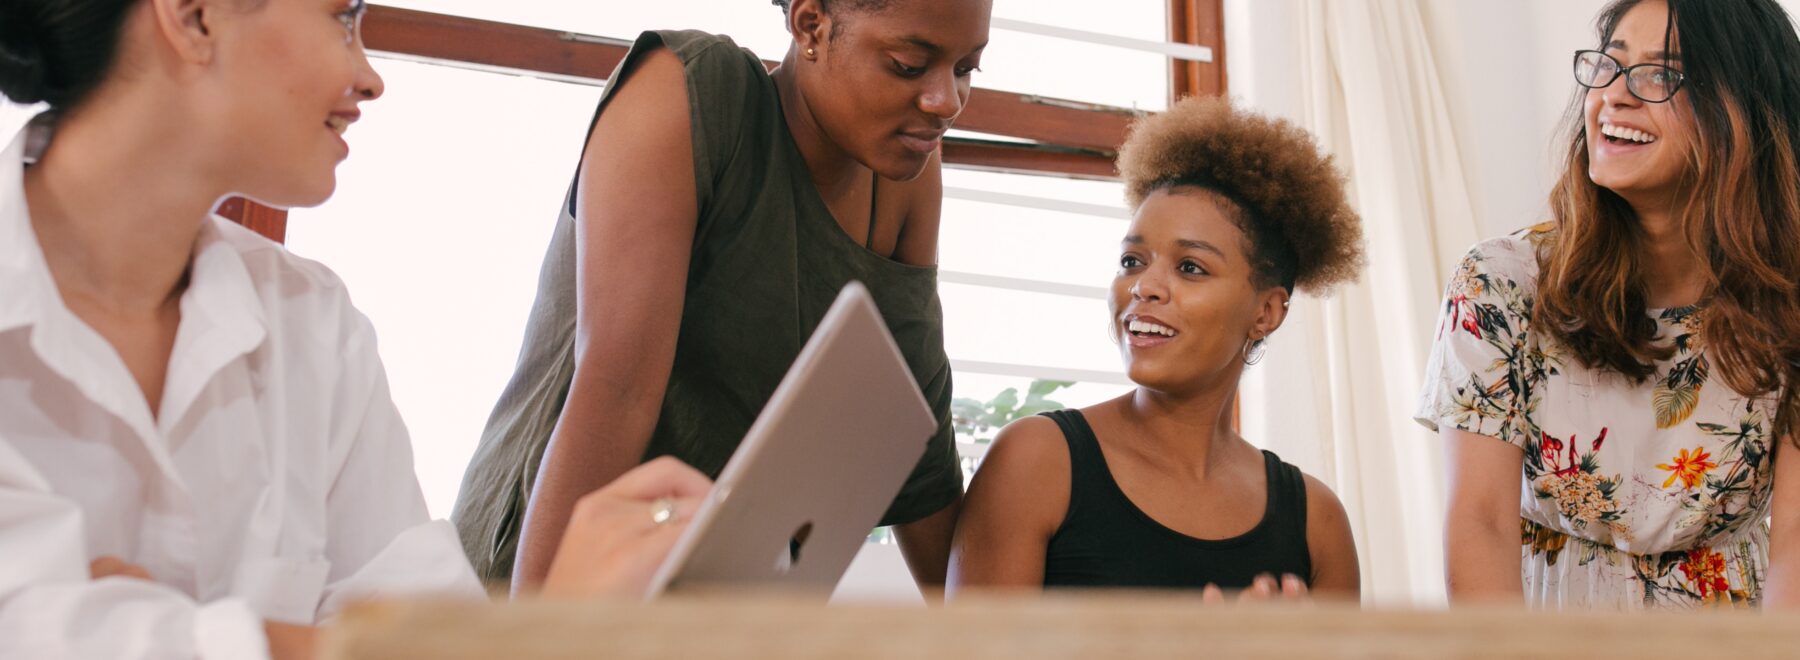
[1416,227,1779,609]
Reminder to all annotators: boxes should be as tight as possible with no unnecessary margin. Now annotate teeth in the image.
[1601,123,1656,144]
[326,116,349,135]
[1127,320,1177,337]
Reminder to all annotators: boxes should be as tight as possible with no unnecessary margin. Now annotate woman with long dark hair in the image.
[1425,0,1800,608]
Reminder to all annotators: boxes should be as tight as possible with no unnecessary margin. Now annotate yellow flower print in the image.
[1657,447,1718,490]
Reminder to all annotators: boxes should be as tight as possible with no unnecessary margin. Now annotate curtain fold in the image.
[1239,0,1483,605]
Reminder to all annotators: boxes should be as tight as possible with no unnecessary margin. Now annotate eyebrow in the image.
[1604,40,1682,60]
[1122,235,1227,260]
[898,37,944,55]
[897,36,989,58]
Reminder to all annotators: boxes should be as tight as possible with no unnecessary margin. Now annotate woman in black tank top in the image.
[947,97,1366,600]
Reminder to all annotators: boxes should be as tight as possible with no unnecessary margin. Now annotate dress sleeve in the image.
[1413,239,1540,451]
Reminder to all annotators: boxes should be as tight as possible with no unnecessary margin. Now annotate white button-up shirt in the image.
[0,122,483,659]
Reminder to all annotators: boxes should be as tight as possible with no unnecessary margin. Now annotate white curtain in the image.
[1235,0,1484,605]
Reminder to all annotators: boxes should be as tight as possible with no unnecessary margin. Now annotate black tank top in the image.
[1040,409,1314,589]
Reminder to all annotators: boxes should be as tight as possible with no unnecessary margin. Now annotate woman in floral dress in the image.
[1419,0,1800,609]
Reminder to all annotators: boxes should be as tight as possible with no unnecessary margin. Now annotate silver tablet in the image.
[645,282,937,598]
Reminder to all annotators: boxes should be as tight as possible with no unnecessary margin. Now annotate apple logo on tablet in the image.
[775,521,815,574]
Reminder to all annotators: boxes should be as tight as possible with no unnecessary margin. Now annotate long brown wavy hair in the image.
[1537,0,1800,440]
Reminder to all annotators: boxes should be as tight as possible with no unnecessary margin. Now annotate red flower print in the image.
[1541,433,1562,461]
[1679,549,1731,602]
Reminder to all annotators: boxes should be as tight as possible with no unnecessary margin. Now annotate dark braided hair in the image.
[0,0,137,107]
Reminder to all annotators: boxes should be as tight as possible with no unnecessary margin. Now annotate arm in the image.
[1442,428,1525,603]
[512,48,701,592]
[895,500,960,596]
[1764,437,1800,608]
[0,440,280,659]
[315,312,486,620]
[1301,474,1362,601]
[945,417,1070,597]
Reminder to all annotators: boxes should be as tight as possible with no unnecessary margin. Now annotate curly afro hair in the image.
[1117,96,1365,296]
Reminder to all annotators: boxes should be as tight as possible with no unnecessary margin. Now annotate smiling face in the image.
[194,0,384,207]
[1584,0,1695,204]
[788,0,991,181]
[1110,188,1290,396]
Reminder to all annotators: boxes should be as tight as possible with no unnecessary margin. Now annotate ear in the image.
[786,0,831,58]
[146,0,219,65]
[1248,287,1291,343]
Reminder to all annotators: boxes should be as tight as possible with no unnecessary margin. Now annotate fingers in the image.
[1210,574,1308,605]
[1243,573,1277,600]
[89,556,152,582]
[1281,574,1309,598]
[543,512,698,600]
[606,457,714,500]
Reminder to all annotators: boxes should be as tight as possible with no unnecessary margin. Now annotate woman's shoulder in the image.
[1467,222,1552,278]
[1448,222,1555,303]
[649,29,751,57]
[635,29,771,88]
[205,217,372,349]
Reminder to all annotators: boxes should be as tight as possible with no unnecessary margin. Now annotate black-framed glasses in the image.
[1573,50,1685,103]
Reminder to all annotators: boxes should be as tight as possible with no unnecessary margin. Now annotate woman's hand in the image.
[88,556,153,582]
[1202,573,1310,603]
[540,457,714,599]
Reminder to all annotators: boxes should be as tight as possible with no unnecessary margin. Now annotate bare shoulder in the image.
[1298,471,1351,531]
[963,414,1072,534]
[980,415,1070,479]
[589,47,688,134]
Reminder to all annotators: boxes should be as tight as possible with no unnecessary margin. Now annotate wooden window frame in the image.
[225,2,1225,241]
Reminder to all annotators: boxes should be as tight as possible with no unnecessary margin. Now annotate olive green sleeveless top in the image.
[450,30,962,584]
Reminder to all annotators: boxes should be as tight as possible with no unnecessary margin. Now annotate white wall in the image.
[1229,0,1800,239]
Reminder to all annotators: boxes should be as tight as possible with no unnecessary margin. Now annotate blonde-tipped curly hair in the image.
[1117,96,1365,295]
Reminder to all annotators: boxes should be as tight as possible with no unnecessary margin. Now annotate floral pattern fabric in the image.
[1416,227,1778,609]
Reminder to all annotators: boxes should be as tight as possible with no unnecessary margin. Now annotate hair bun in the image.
[0,4,52,104]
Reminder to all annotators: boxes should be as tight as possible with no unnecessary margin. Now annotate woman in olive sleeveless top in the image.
[452,0,993,592]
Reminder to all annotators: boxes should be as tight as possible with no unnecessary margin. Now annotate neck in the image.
[771,55,868,202]
[21,96,224,314]
[1117,378,1242,478]
[1627,196,1707,309]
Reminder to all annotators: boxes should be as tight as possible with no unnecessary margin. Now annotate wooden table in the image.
[323,592,1800,659]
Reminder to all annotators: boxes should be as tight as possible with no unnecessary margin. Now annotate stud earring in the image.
[805,47,817,59]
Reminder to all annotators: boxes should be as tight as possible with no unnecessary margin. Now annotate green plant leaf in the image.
[1013,400,1064,419]
[1027,379,1076,401]
[1652,381,1701,429]
[986,388,1020,422]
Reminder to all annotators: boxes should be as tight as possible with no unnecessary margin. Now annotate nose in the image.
[918,70,966,122]
[1129,267,1168,303]
[1600,73,1638,109]
[351,40,386,101]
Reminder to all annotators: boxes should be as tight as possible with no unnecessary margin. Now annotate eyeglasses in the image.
[1573,50,1685,103]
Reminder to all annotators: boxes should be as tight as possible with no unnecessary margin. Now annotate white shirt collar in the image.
[0,118,269,457]
[0,118,51,335]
